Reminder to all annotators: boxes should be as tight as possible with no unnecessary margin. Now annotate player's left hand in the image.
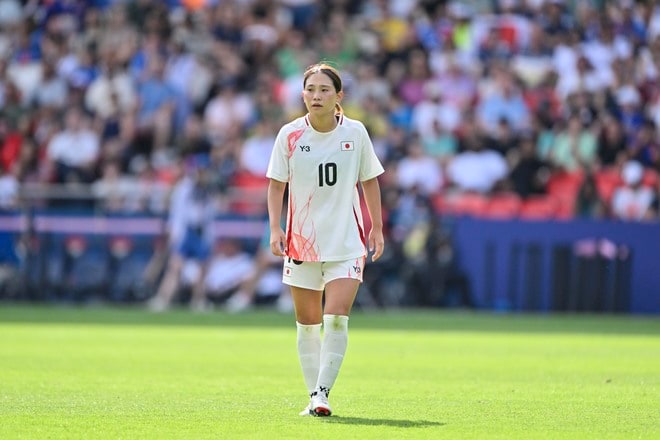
[368,229,384,262]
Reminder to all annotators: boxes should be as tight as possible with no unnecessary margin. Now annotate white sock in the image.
[315,314,349,396]
[296,322,321,395]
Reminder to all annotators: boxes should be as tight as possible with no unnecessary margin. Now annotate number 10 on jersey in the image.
[318,162,337,187]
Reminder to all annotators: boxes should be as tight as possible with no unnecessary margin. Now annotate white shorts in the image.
[282,256,365,291]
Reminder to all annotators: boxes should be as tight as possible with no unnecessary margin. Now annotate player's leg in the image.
[284,259,324,415]
[147,253,184,311]
[309,277,359,416]
[323,277,360,316]
[291,285,323,415]
[189,260,210,312]
[226,248,273,313]
[189,240,212,312]
[310,258,363,416]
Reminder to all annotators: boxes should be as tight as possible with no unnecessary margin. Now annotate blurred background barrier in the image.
[453,218,656,314]
[1,202,657,314]
[0,196,266,304]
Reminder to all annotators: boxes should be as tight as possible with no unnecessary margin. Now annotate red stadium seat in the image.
[519,195,558,220]
[642,168,658,187]
[483,192,522,219]
[546,171,584,219]
[594,167,623,204]
[229,171,269,215]
[433,192,488,217]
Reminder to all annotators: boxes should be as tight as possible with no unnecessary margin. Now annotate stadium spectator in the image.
[91,159,133,213]
[210,1,243,46]
[446,121,508,194]
[280,0,319,33]
[433,55,477,112]
[45,106,100,184]
[238,118,277,177]
[574,172,607,220]
[197,237,255,311]
[12,137,43,184]
[398,48,432,107]
[508,133,550,199]
[487,117,522,157]
[611,160,655,221]
[411,80,461,138]
[223,223,293,314]
[476,64,531,135]
[134,54,177,157]
[420,119,458,165]
[596,114,627,168]
[173,113,211,157]
[85,57,137,143]
[275,30,316,114]
[521,70,562,127]
[34,60,68,111]
[1,79,29,132]
[627,118,660,169]
[350,60,391,108]
[564,89,599,129]
[614,83,645,140]
[0,162,18,210]
[547,113,597,173]
[203,79,255,146]
[395,138,443,196]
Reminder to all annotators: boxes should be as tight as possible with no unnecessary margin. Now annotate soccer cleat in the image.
[311,388,332,417]
[298,401,313,416]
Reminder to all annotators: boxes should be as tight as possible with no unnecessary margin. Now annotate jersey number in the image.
[318,162,337,187]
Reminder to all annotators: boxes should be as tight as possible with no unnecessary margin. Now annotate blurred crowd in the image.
[1,0,659,218]
[1,0,660,308]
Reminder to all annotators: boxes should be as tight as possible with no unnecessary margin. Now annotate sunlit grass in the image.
[0,306,658,439]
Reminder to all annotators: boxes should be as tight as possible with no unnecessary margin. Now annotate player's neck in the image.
[309,113,338,133]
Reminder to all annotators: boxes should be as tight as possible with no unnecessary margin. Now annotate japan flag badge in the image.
[341,141,354,151]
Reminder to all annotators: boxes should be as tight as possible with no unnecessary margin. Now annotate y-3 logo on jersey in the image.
[299,145,311,152]
[353,265,361,274]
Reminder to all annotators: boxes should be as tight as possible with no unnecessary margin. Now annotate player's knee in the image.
[296,315,322,326]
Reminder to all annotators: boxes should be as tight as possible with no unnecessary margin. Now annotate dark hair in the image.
[303,63,343,115]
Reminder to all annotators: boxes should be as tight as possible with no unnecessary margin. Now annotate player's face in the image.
[302,73,343,115]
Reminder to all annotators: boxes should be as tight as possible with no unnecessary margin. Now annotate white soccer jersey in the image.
[266,114,384,262]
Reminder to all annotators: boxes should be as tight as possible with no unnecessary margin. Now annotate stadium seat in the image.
[483,192,522,219]
[642,168,658,187]
[229,171,269,216]
[594,167,623,204]
[546,171,584,219]
[519,195,558,220]
[433,192,488,217]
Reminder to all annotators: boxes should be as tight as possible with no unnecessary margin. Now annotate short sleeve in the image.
[358,123,385,182]
[266,126,290,182]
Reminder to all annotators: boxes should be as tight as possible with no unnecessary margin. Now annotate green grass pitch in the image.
[0,305,658,439]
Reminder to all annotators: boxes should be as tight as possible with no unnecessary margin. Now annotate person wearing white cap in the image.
[611,160,655,221]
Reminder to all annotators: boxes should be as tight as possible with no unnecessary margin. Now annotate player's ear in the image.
[337,90,344,103]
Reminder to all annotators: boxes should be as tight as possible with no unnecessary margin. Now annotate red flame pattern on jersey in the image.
[287,129,305,159]
[287,191,320,261]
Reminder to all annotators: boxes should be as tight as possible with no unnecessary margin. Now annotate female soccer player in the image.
[266,63,385,416]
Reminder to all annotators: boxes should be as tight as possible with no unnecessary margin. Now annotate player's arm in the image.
[361,177,384,261]
[267,179,287,257]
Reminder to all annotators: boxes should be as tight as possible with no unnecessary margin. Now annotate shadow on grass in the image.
[1,303,659,335]
[324,416,444,428]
